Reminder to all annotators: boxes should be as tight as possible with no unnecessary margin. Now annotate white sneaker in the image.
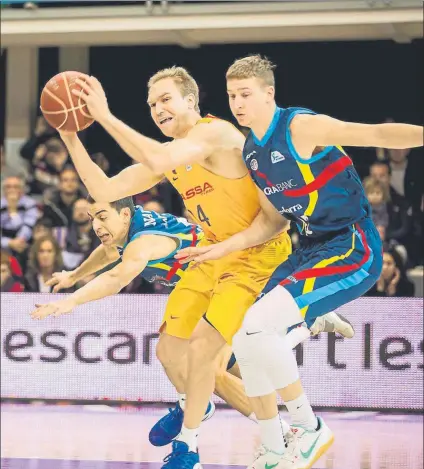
[310,311,355,338]
[291,417,334,469]
[249,445,298,469]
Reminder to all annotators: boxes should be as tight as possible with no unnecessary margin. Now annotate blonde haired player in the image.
[61,66,352,469]
[179,54,423,469]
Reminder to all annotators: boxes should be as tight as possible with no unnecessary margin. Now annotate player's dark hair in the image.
[87,194,135,217]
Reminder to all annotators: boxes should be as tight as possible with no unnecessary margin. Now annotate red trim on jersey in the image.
[284,155,352,197]
[279,224,370,286]
[166,226,198,281]
[249,169,274,188]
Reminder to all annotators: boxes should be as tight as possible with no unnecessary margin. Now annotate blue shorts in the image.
[260,218,383,329]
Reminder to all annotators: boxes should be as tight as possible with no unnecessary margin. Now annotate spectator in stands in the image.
[43,166,85,227]
[369,161,412,248]
[28,138,71,195]
[20,115,56,162]
[387,148,423,207]
[24,235,72,293]
[1,175,39,260]
[143,199,166,214]
[32,218,54,242]
[363,177,389,231]
[61,198,99,271]
[1,145,27,195]
[0,250,24,293]
[366,247,414,297]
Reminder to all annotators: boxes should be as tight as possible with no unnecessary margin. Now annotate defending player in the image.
[177,55,423,469]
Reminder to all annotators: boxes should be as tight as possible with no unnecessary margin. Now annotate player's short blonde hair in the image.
[148,66,200,113]
[226,55,276,87]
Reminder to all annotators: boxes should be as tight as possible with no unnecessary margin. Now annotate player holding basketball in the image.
[55,67,353,469]
[177,55,424,469]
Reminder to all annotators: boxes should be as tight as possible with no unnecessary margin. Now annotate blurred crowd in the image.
[1,116,422,298]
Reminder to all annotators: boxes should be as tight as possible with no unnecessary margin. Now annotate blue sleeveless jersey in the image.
[119,206,203,287]
[244,107,371,238]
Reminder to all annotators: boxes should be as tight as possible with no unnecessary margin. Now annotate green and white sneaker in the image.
[248,445,297,469]
[291,417,334,469]
[250,432,299,469]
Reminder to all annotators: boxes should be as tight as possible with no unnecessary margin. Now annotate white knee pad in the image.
[233,330,300,397]
[240,285,303,337]
[233,330,275,397]
[232,286,303,397]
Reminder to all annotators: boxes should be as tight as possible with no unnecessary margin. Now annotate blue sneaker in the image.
[149,400,215,447]
[162,441,202,469]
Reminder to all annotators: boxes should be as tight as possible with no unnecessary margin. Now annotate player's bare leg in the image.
[156,332,188,393]
[178,319,227,445]
[214,346,253,418]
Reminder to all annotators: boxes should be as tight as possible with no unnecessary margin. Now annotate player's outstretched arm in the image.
[60,133,163,202]
[31,234,177,320]
[176,189,289,264]
[73,77,229,174]
[46,244,120,293]
[290,114,423,158]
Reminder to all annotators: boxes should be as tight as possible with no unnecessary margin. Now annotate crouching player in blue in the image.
[30,196,253,422]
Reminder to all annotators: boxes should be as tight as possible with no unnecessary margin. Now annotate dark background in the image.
[31,39,424,174]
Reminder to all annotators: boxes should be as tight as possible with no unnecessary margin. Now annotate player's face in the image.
[88,202,131,247]
[227,77,274,128]
[148,78,194,138]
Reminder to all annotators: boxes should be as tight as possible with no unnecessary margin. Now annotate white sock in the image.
[177,424,199,452]
[178,393,186,410]
[285,324,311,349]
[258,415,287,454]
[285,394,318,431]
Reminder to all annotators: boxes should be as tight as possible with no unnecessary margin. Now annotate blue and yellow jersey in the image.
[119,206,203,287]
[244,107,371,239]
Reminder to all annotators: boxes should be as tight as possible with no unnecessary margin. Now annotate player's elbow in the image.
[104,269,128,293]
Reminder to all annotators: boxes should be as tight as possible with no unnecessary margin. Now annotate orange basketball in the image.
[40,71,94,133]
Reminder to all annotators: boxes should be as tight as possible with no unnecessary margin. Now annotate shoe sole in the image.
[202,401,216,422]
[299,434,335,469]
[333,313,355,339]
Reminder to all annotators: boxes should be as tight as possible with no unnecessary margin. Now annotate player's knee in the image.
[156,335,181,368]
[187,334,217,365]
[155,337,169,366]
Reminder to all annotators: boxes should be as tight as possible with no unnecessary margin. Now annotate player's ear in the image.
[266,86,275,102]
[122,207,131,222]
[186,93,196,110]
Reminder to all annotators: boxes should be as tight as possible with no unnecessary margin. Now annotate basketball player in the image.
[63,68,356,469]
[47,68,308,469]
[31,192,348,433]
[177,55,423,469]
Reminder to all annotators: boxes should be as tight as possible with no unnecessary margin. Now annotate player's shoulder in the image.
[191,115,243,143]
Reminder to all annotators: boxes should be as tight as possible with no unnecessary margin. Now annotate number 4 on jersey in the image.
[190,204,211,226]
